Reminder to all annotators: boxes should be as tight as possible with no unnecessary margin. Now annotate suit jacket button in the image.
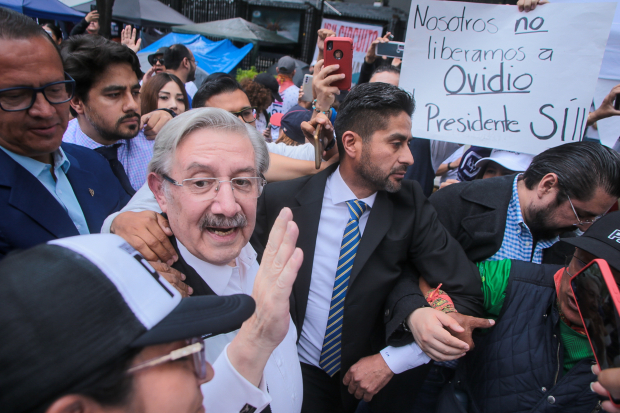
[547,396,555,404]
[384,309,390,317]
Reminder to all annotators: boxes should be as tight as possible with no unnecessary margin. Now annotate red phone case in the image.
[324,37,353,91]
[570,258,620,407]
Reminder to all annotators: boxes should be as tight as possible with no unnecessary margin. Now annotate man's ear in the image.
[148,172,170,214]
[536,172,560,199]
[341,130,362,160]
[182,57,190,71]
[44,394,99,413]
[70,95,86,116]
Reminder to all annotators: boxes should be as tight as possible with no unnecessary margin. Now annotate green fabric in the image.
[477,259,593,372]
[559,319,594,373]
[477,259,512,319]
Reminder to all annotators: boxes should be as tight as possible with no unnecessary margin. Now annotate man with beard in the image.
[164,44,198,106]
[0,7,129,258]
[147,107,303,412]
[61,36,173,196]
[251,82,490,412]
[428,141,620,265]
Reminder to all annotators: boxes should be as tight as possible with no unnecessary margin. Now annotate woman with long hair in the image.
[141,73,189,116]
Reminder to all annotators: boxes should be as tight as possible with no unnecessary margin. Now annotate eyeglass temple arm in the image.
[127,342,203,373]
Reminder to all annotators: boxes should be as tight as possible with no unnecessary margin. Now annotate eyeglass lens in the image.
[190,338,207,380]
[0,81,74,111]
[182,177,263,199]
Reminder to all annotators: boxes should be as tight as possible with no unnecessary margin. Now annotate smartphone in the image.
[90,4,97,11]
[615,93,620,111]
[376,41,405,59]
[301,74,313,102]
[571,259,620,407]
[324,37,353,90]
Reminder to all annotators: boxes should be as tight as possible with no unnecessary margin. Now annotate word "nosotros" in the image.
[413,6,499,34]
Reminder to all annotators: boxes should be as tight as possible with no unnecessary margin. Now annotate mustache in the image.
[116,112,141,125]
[390,165,408,174]
[200,213,247,230]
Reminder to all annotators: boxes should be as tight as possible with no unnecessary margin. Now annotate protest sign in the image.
[312,18,382,84]
[400,0,616,154]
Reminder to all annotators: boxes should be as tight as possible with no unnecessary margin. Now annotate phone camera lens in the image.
[326,41,333,51]
[334,50,343,60]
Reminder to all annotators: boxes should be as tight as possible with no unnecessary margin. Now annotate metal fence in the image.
[159,0,246,23]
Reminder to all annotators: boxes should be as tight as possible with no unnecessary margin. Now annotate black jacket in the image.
[438,261,599,413]
[69,18,90,36]
[429,174,573,265]
[251,163,484,411]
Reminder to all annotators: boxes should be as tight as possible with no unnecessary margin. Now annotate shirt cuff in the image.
[201,343,272,412]
[380,343,431,374]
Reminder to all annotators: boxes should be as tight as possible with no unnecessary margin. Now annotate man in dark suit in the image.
[0,8,129,258]
[429,142,620,265]
[251,82,488,412]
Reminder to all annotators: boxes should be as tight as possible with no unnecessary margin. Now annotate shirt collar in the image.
[176,239,258,296]
[66,118,134,150]
[328,166,377,208]
[510,174,526,227]
[0,145,70,176]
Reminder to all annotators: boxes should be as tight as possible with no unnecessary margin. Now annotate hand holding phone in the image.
[301,74,313,102]
[376,41,405,59]
[323,37,353,90]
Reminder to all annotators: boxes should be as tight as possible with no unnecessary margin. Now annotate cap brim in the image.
[561,236,620,273]
[272,91,283,102]
[131,294,255,347]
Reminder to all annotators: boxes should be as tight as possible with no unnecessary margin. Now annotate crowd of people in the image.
[3,2,620,413]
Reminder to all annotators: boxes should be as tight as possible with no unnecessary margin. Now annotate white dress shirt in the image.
[298,167,430,374]
[266,142,315,161]
[177,241,303,413]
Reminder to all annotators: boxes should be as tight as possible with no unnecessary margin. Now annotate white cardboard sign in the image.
[400,0,616,154]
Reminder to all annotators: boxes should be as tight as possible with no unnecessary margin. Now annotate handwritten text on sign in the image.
[400,0,616,154]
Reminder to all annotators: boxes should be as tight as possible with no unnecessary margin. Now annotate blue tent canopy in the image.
[1,0,84,22]
[138,33,253,74]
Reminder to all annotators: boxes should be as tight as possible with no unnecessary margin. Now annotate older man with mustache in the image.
[147,107,303,413]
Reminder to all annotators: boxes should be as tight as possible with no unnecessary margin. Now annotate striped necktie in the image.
[319,199,369,377]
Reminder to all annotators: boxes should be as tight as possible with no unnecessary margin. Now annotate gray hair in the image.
[148,107,270,177]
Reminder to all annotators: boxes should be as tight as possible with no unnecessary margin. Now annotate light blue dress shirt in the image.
[0,146,90,235]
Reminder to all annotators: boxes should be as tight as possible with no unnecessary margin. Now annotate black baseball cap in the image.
[148,46,168,65]
[0,234,255,413]
[562,211,620,272]
[255,72,282,102]
[281,105,313,144]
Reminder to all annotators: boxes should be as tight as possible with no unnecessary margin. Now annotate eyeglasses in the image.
[230,107,256,124]
[566,194,607,226]
[0,73,75,112]
[127,338,210,380]
[564,254,589,277]
[162,175,266,200]
[149,57,165,66]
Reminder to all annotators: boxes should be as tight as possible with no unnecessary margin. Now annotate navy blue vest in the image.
[442,260,600,413]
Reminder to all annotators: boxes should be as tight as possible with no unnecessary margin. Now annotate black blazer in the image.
[251,164,483,403]
[0,143,130,259]
[429,174,572,265]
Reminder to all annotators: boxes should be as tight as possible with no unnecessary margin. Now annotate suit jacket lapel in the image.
[349,190,392,287]
[64,150,99,233]
[290,163,336,330]
[0,150,79,239]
